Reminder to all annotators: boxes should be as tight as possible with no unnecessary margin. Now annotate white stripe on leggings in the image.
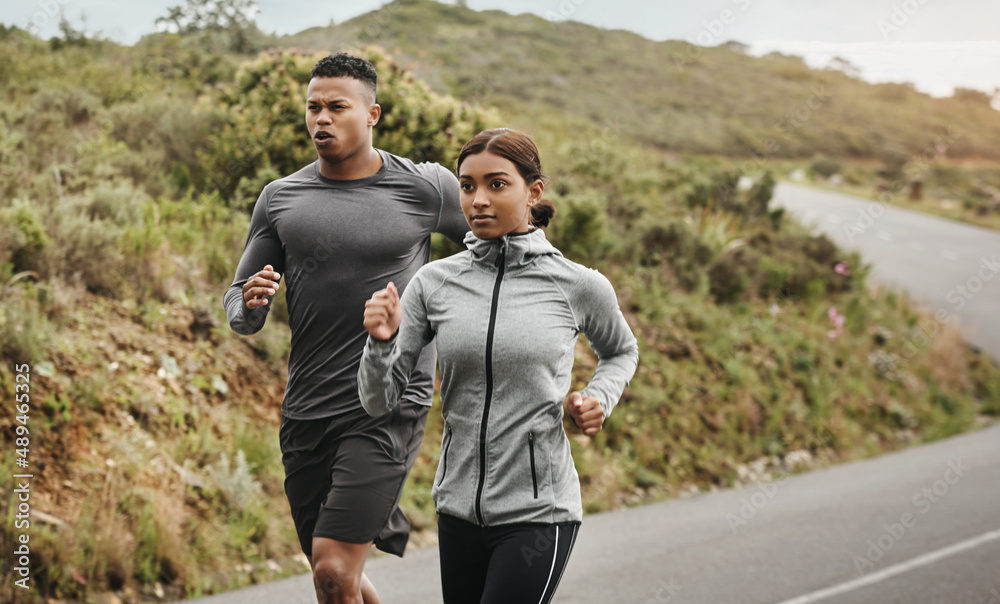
[547,524,578,601]
[537,526,559,604]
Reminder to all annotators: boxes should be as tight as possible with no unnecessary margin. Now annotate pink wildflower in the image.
[827,307,845,339]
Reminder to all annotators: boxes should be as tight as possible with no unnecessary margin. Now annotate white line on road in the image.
[772,528,1000,604]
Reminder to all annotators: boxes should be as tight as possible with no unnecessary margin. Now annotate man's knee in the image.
[312,553,360,603]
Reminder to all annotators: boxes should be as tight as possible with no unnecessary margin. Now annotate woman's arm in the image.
[576,269,640,419]
[358,276,435,417]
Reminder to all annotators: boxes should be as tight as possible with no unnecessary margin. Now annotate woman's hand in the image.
[363,282,402,341]
[565,392,605,435]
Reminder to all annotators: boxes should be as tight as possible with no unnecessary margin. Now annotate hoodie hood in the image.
[464,228,563,270]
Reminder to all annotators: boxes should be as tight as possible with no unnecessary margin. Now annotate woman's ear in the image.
[528,178,545,207]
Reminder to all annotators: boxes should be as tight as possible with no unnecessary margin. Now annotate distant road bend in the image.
[190,184,1000,604]
[771,182,1000,361]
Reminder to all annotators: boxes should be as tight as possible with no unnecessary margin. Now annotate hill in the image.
[279,0,1000,160]
[0,14,998,603]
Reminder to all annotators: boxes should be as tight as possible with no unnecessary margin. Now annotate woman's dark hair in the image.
[456,128,556,227]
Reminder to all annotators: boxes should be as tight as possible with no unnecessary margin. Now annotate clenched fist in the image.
[565,391,605,436]
[363,282,402,341]
[243,264,281,310]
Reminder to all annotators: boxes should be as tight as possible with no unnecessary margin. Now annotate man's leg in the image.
[310,537,379,604]
[310,401,429,601]
[306,550,380,604]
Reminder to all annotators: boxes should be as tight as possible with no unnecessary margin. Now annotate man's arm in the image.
[223,188,285,335]
[434,165,470,246]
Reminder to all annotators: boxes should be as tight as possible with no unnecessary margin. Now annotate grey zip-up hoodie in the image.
[359,228,638,527]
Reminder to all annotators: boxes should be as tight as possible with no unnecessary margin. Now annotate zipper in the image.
[529,432,538,499]
[475,239,507,526]
[438,427,452,486]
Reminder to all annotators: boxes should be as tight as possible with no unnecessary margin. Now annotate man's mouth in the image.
[314,131,333,142]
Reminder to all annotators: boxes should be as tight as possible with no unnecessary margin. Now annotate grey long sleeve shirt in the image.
[359,229,639,526]
[224,150,468,419]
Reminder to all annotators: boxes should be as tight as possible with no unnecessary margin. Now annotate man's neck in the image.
[318,147,383,181]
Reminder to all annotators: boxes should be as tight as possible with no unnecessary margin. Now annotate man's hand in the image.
[242,264,281,310]
[363,282,402,341]
[565,392,605,436]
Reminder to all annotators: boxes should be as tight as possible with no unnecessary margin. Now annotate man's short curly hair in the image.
[310,53,378,103]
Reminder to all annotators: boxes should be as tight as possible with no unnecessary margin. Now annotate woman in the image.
[358,128,638,603]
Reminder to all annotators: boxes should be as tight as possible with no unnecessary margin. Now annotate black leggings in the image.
[437,513,580,604]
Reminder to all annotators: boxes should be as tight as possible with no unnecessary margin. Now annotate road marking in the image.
[942,250,960,261]
[876,231,894,242]
[773,528,1000,604]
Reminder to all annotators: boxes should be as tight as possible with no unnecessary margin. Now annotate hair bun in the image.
[530,200,556,227]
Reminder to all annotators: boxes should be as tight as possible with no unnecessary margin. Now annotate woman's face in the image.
[458,151,543,240]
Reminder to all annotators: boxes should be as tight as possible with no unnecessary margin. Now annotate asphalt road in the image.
[770,182,1000,361]
[190,184,1000,604]
[189,423,1000,604]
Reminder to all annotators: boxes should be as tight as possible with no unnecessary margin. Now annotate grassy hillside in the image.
[0,14,998,604]
[282,0,1000,160]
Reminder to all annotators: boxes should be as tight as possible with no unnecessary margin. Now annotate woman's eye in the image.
[460,183,474,192]
[490,180,506,189]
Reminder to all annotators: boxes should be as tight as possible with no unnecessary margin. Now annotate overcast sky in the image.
[5,0,999,97]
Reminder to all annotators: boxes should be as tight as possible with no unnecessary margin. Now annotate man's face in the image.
[305,76,379,166]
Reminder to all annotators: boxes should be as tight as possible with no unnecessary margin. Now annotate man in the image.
[223,53,467,604]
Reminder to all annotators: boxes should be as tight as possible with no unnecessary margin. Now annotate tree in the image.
[156,0,262,53]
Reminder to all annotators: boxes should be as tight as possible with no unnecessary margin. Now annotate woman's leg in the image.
[480,522,580,604]
[437,513,491,604]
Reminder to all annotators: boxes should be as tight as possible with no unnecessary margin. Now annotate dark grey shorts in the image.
[279,400,428,557]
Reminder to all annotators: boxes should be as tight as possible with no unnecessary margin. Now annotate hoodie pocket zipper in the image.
[528,432,538,499]
[439,428,452,486]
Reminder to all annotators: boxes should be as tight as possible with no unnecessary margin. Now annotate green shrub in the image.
[638,221,712,290]
[547,192,606,263]
[0,199,49,273]
[0,286,53,363]
[810,156,842,178]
